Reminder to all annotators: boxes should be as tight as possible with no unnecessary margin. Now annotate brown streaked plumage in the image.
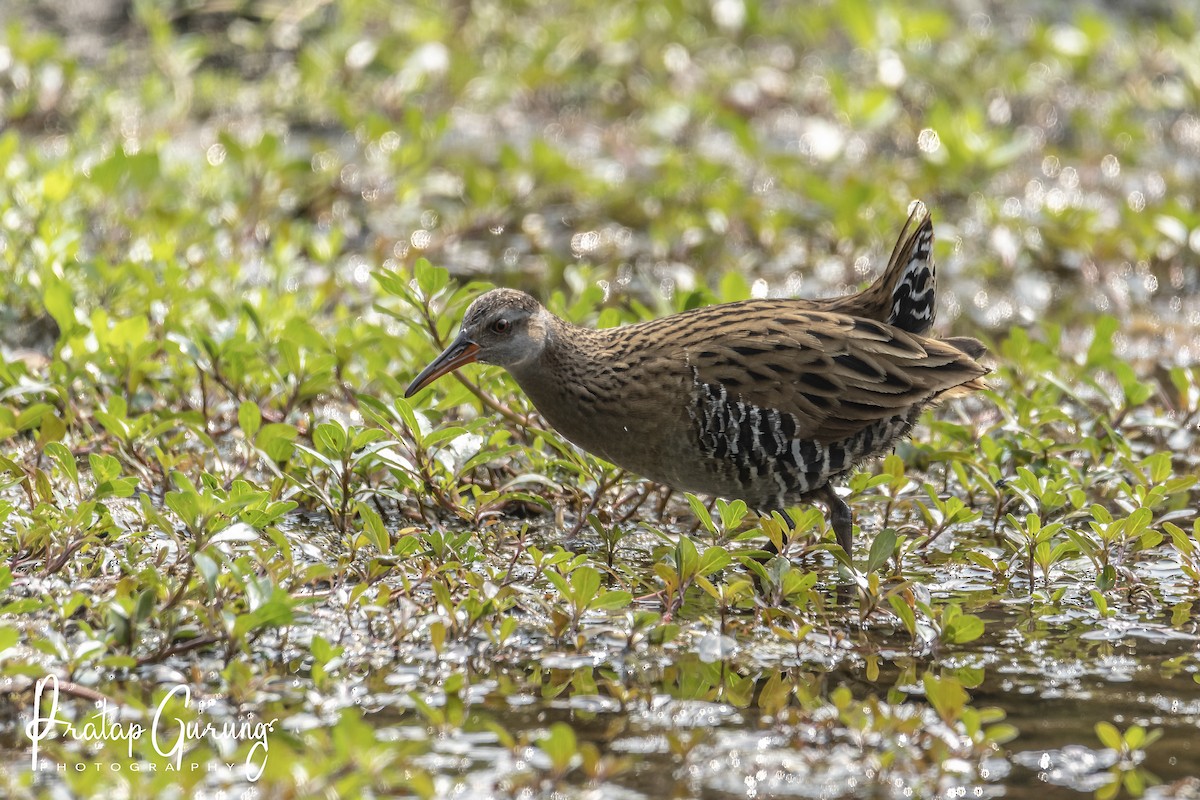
[405,204,987,554]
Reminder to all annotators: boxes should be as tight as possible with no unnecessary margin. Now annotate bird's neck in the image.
[505,313,639,466]
[508,313,609,402]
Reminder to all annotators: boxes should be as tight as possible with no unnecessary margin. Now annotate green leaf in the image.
[42,166,74,202]
[954,666,986,688]
[718,271,751,302]
[238,401,261,440]
[544,570,571,599]
[697,546,731,576]
[258,423,298,461]
[1123,767,1146,796]
[91,150,161,190]
[194,552,220,595]
[357,503,389,552]
[537,722,578,773]
[866,527,897,573]
[413,258,450,297]
[45,442,78,486]
[88,453,122,484]
[1096,775,1120,800]
[134,588,157,623]
[923,673,967,725]
[569,565,601,605]
[944,613,985,644]
[1141,452,1172,485]
[351,427,388,450]
[43,277,77,336]
[716,498,748,531]
[15,403,53,432]
[1095,721,1123,751]
[312,635,341,663]
[740,555,771,587]
[314,421,348,455]
[888,594,917,635]
[1124,725,1146,750]
[591,590,632,611]
[685,494,715,534]
[985,723,1020,745]
[675,536,700,579]
[233,600,295,639]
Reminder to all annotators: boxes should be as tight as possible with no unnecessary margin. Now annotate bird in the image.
[405,203,987,554]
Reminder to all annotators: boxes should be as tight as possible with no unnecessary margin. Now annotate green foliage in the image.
[1094,722,1163,800]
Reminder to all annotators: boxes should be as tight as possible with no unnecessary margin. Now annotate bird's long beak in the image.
[405,333,481,398]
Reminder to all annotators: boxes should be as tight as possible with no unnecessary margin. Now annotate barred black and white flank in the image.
[406,203,988,554]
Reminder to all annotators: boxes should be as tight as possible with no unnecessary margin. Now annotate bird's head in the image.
[405,288,549,397]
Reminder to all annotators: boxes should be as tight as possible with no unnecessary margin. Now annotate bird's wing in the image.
[639,306,986,444]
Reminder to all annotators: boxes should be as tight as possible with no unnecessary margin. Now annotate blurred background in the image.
[2,0,1198,363]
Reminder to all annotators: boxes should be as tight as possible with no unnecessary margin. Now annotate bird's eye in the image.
[491,318,511,334]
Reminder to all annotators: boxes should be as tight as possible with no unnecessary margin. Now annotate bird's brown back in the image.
[602,302,984,443]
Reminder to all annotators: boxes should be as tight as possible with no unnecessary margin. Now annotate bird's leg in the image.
[818,485,853,554]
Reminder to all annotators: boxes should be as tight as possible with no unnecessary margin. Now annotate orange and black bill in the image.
[404,333,480,397]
